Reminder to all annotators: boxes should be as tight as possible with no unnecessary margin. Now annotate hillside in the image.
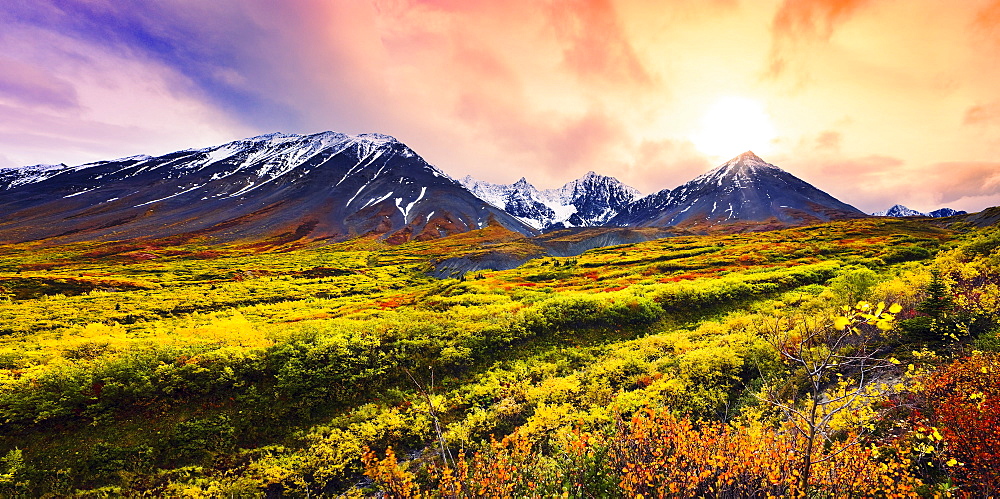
[1,215,999,496]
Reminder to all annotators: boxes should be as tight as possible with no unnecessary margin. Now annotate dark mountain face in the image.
[611,151,867,229]
[928,208,966,218]
[0,132,535,244]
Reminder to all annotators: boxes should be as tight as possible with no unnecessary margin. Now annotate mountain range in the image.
[610,151,866,229]
[872,204,966,218]
[0,131,883,244]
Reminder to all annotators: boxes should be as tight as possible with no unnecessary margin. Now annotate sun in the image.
[691,96,777,158]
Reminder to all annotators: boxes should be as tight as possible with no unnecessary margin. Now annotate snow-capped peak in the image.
[736,150,765,163]
[243,131,302,142]
[609,150,867,228]
[873,204,923,217]
[0,163,73,190]
[513,177,533,188]
[686,150,785,190]
[199,131,397,154]
[1,162,67,173]
[718,150,777,173]
[355,132,399,145]
[459,171,640,230]
[872,204,966,218]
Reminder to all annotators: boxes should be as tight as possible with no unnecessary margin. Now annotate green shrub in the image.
[829,266,880,304]
[882,245,932,264]
[166,414,236,464]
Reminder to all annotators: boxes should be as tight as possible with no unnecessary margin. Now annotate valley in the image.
[1,213,998,496]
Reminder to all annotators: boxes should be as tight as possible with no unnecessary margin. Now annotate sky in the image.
[2,0,1000,214]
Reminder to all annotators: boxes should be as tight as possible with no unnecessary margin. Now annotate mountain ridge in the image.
[0,131,536,244]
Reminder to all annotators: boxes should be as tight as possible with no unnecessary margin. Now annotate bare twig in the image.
[402,367,455,469]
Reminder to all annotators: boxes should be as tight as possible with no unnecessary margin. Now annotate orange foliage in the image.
[362,447,421,498]
[364,410,928,497]
[614,410,923,498]
[377,295,414,309]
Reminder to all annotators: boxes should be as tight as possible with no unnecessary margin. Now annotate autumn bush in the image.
[364,409,931,498]
[921,353,1000,494]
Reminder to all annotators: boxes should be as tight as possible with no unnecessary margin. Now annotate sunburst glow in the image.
[691,97,776,158]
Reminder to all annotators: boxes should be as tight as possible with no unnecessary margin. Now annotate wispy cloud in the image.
[0,57,79,110]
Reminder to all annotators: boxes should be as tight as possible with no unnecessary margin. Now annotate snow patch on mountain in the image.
[0,164,70,190]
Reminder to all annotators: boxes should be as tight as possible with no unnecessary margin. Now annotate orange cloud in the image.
[814,130,842,152]
[973,1,1000,38]
[964,102,1000,127]
[772,0,872,39]
[548,0,653,87]
[767,0,872,79]
[629,139,712,192]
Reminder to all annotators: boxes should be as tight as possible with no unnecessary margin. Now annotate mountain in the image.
[872,204,924,217]
[872,204,967,218]
[459,176,559,230]
[0,132,535,244]
[929,208,966,217]
[611,151,867,230]
[459,172,640,230]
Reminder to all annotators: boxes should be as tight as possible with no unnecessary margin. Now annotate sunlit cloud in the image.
[1,0,999,212]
